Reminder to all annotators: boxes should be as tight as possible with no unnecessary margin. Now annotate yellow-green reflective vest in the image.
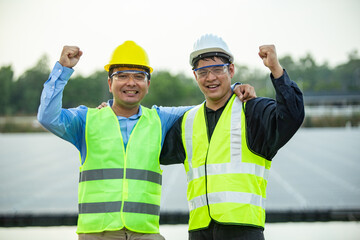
[77,106,162,234]
[182,94,271,231]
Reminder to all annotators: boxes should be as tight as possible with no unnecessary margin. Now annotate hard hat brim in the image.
[190,47,234,67]
[104,64,153,73]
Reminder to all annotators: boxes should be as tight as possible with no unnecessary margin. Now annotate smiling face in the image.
[193,57,234,110]
[108,66,150,114]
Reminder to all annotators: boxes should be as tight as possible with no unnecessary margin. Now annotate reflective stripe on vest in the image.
[188,191,265,211]
[77,106,162,234]
[79,201,160,215]
[79,168,162,185]
[182,95,271,230]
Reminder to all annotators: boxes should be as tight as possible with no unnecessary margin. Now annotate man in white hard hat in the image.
[160,34,305,240]
[37,41,257,240]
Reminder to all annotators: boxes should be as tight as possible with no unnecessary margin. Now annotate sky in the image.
[0,0,359,78]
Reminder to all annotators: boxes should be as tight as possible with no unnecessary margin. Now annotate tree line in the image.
[0,51,359,116]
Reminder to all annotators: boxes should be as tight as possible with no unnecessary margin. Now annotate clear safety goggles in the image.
[193,63,230,79]
[110,70,149,82]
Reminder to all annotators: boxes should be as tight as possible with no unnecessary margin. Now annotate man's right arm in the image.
[37,61,87,151]
[160,115,186,165]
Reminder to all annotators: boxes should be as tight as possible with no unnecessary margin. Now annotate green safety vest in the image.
[182,94,271,231]
[77,106,162,234]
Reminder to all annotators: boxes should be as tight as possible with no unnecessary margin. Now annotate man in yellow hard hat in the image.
[37,40,257,239]
[160,34,305,240]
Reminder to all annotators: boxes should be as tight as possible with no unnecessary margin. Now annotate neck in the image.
[111,102,140,118]
[205,90,233,111]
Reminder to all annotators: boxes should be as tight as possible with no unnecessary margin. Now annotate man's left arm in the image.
[245,45,304,159]
[259,45,304,122]
[245,70,304,160]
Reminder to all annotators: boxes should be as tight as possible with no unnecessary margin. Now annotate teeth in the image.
[125,91,137,94]
[208,85,217,88]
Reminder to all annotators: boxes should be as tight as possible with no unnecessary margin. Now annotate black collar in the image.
[205,94,233,113]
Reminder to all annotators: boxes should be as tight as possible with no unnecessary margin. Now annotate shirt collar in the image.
[205,94,233,113]
[107,99,142,119]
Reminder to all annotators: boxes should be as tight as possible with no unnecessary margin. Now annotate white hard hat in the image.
[189,34,234,68]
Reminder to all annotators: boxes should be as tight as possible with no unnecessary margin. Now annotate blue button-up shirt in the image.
[37,62,192,164]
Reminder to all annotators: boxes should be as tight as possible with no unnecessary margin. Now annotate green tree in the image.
[142,71,203,107]
[12,55,50,114]
[331,50,360,91]
[0,65,14,115]
[63,70,110,108]
[280,54,333,93]
[1,50,360,116]
[232,64,274,98]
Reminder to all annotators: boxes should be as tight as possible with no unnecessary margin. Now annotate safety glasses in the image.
[193,64,230,79]
[110,70,149,82]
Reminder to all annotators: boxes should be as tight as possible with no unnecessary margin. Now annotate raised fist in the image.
[59,46,83,68]
[258,45,283,78]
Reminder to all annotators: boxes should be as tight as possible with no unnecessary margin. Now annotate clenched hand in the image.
[59,46,83,68]
[258,45,283,78]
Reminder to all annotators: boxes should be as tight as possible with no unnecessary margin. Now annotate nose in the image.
[206,70,217,80]
[125,76,137,85]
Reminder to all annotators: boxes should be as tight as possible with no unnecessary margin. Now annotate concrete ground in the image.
[0,222,360,240]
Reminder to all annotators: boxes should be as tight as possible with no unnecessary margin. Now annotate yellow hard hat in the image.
[104,41,153,73]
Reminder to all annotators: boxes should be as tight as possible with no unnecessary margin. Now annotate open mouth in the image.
[123,90,138,94]
[206,84,219,89]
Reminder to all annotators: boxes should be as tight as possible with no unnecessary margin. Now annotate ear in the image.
[229,64,235,78]
[193,71,199,82]
[108,77,112,93]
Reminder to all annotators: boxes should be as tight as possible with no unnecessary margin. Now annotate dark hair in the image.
[193,55,230,69]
